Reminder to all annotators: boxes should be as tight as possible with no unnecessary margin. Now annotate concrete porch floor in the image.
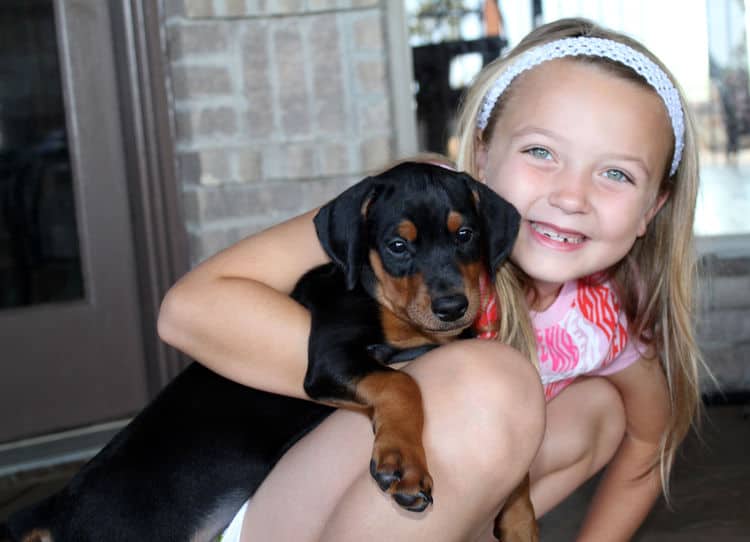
[0,402,747,541]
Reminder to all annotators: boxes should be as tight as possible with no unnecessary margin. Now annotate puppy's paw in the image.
[369,443,433,512]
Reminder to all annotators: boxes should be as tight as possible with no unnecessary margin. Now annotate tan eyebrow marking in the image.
[398,220,417,241]
[447,211,463,233]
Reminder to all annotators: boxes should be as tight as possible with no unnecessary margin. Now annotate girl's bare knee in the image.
[406,340,545,498]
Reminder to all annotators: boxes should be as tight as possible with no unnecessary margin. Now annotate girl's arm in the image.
[576,353,671,541]
[157,209,329,399]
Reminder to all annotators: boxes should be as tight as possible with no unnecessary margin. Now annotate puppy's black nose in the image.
[432,294,468,322]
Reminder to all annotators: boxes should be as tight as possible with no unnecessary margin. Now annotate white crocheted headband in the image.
[477,37,685,177]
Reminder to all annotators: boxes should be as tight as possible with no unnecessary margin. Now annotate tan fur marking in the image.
[447,211,463,233]
[356,371,431,499]
[360,195,374,217]
[494,473,538,542]
[369,251,463,347]
[397,220,417,242]
[369,250,416,318]
[21,529,53,542]
[368,249,480,345]
[379,308,452,348]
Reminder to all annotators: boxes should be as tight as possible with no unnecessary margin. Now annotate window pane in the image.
[0,0,84,309]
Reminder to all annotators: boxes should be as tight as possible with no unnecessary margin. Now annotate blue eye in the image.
[526,147,552,160]
[603,169,632,183]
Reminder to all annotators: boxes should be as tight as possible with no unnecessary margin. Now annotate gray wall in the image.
[698,244,750,394]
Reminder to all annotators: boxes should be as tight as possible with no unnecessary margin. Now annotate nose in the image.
[548,169,589,214]
[432,294,468,322]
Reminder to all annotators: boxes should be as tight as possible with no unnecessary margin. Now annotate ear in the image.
[637,190,669,237]
[313,177,379,290]
[474,134,489,181]
[462,174,521,276]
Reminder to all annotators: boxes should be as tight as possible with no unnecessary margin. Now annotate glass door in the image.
[0,0,147,444]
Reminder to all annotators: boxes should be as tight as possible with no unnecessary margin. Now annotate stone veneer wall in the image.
[163,0,399,264]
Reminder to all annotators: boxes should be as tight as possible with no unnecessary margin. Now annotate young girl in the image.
[158,18,704,542]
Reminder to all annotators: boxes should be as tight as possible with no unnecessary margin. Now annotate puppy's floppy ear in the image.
[313,177,379,290]
[463,175,521,276]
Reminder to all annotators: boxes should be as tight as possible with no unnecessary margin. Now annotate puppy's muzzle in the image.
[431,294,469,322]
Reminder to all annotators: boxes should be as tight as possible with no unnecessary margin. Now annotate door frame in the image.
[0,0,188,472]
[109,0,189,395]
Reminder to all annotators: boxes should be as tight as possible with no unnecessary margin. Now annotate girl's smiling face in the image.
[476,59,672,299]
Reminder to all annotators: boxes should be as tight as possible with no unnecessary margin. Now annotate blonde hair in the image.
[455,18,705,499]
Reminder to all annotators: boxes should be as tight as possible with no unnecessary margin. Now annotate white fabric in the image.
[477,36,685,176]
[220,499,249,542]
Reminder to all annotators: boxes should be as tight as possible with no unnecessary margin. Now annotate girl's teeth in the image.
[532,222,584,244]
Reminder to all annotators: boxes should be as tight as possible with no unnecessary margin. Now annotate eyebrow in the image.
[510,125,567,142]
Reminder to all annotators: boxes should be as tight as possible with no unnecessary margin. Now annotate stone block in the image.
[189,228,233,263]
[237,148,263,182]
[183,186,229,223]
[360,135,392,171]
[274,21,310,136]
[224,0,249,16]
[358,98,390,132]
[175,107,238,142]
[267,0,305,15]
[309,15,346,134]
[307,0,340,11]
[180,149,232,185]
[171,65,233,100]
[184,0,215,18]
[242,21,275,136]
[352,12,384,52]
[263,143,316,179]
[244,105,275,139]
[317,141,351,176]
[354,58,387,95]
[168,22,229,59]
[178,150,230,186]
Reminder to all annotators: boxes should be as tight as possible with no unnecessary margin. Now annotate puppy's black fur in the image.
[6,162,520,542]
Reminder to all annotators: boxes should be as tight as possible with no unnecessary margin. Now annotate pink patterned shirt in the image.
[475,275,644,401]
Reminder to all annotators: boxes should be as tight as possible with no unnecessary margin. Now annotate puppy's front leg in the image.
[357,370,433,511]
[304,351,433,512]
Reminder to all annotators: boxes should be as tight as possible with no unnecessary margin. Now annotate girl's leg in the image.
[240,340,546,542]
[528,377,627,517]
[470,377,626,542]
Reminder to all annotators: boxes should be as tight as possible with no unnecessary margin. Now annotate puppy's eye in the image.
[456,227,474,244]
[387,238,408,254]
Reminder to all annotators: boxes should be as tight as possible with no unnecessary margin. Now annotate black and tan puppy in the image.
[6,162,531,542]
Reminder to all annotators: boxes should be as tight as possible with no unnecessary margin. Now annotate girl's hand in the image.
[157,209,329,399]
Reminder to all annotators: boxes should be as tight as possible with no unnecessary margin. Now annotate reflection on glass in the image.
[0,1,84,309]
[408,0,507,157]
